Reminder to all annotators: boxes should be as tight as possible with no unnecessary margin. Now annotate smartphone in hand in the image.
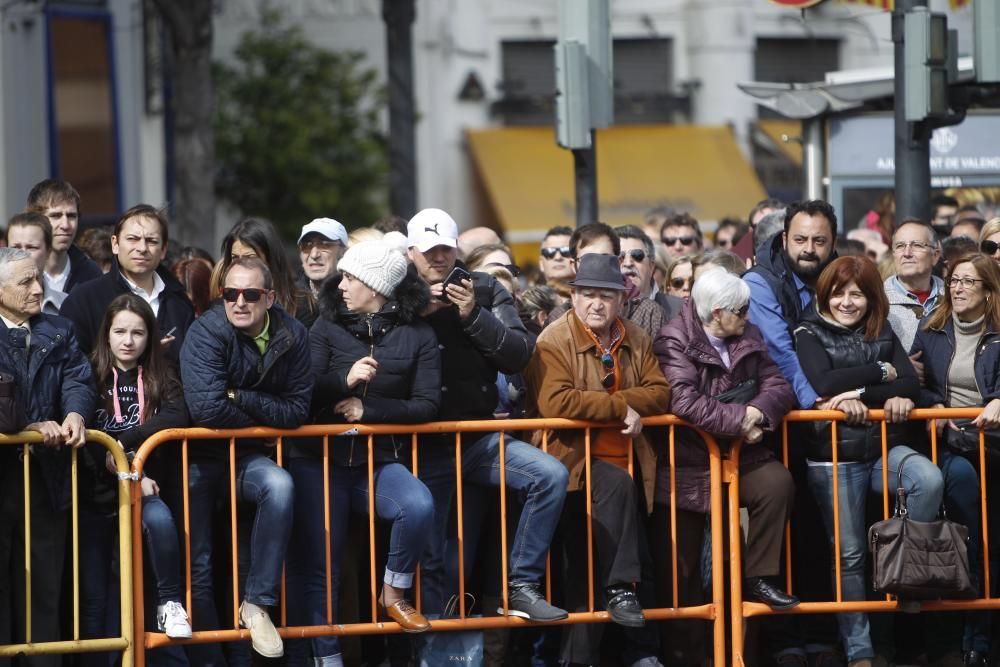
[438,266,472,302]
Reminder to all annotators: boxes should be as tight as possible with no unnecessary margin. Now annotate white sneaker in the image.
[156,600,192,639]
[239,600,283,658]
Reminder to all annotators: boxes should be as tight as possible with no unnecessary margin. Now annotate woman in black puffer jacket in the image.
[286,241,440,667]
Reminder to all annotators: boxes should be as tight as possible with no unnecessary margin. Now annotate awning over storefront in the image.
[466,124,767,261]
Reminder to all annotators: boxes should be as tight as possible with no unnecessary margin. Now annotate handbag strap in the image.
[893,452,920,517]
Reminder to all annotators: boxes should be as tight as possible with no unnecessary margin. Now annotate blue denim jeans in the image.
[286,458,434,662]
[417,432,568,615]
[939,449,991,654]
[184,453,293,663]
[806,446,944,662]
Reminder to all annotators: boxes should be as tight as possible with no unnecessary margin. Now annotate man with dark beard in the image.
[744,200,837,409]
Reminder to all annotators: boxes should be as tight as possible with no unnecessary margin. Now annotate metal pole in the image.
[801,116,826,201]
[383,0,418,218]
[572,131,598,227]
[893,0,932,221]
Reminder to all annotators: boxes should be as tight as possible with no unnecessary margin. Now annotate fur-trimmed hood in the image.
[317,270,430,331]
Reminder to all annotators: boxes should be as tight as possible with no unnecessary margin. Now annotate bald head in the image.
[458,226,502,258]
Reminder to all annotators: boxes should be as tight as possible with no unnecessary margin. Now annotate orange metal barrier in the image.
[730,407,1000,667]
[0,430,134,665]
[130,416,728,666]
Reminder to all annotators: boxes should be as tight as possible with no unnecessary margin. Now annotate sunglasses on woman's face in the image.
[670,277,693,290]
[981,240,1000,255]
[222,287,269,303]
[541,246,572,260]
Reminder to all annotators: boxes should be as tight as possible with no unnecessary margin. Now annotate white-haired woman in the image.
[654,268,799,628]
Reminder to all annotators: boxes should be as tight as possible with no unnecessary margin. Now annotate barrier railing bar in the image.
[978,430,990,598]
[411,433,421,614]
[182,438,192,625]
[542,430,552,602]
[499,430,509,616]
[72,447,80,641]
[706,427,725,667]
[112,432,136,667]
[668,424,678,609]
[584,426,594,613]
[781,419,792,595]
[324,434,332,624]
[831,420,842,603]
[277,436,287,628]
[880,420,890,521]
[23,443,31,644]
[367,434,377,624]
[229,437,238,629]
[727,441,744,667]
[455,431,465,618]
[132,449,146,667]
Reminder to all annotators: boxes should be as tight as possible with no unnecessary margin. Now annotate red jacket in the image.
[654,298,794,512]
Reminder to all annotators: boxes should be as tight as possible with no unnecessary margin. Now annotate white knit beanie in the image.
[338,241,407,297]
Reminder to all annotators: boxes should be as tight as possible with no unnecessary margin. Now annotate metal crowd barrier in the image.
[730,407,1000,667]
[0,430,134,665]
[130,416,727,666]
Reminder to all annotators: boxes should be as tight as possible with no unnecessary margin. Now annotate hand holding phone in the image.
[438,266,473,302]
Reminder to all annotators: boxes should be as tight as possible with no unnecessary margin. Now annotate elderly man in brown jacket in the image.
[524,253,670,667]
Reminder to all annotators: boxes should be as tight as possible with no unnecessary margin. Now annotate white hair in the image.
[0,247,31,285]
[692,267,750,323]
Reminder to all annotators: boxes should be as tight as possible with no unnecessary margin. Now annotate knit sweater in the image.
[948,313,985,408]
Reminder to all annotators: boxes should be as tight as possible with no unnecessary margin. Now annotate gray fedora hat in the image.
[568,253,627,291]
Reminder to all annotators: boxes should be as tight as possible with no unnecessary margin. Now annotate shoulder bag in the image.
[868,453,975,599]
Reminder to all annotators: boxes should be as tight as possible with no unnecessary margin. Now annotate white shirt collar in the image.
[122,271,165,311]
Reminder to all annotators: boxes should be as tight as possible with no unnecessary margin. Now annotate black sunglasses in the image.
[222,287,269,303]
[600,351,616,389]
[541,246,572,260]
[982,240,1000,255]
[662,236,696,246]
[619,249,647,263]
[728,304,750,318]
[670,277,693,290]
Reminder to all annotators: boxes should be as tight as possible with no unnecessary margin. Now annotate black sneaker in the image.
[605,584,645,627]
[501,581,568,622]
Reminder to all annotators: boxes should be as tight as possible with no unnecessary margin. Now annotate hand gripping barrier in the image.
[130,416,728,666]
[0,430,134,665]
[729,407,1000,667]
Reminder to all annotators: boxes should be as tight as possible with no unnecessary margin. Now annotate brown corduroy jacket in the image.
[523,309,671,513]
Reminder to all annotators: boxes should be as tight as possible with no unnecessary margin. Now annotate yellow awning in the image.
[756,119,803,166]
[466,124,767,262]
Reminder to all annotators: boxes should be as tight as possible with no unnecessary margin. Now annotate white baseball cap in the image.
[298,218,348,246]
[407,208,459,253]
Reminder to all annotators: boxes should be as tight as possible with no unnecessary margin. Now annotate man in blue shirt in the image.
[744,200,837,408]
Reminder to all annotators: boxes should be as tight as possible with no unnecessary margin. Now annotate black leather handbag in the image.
[868,454,976,599]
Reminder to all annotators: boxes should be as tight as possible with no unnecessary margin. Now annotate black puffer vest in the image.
[797,309,909,462]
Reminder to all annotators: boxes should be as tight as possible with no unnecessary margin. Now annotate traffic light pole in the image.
[893,0,932,221]
[572,132,598,227]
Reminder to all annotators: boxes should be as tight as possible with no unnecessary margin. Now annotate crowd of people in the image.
[0,179,998,667]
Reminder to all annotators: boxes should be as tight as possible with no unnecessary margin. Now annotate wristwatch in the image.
[877,361,889,382]
[856,386,866,398]
[226,388,237,402]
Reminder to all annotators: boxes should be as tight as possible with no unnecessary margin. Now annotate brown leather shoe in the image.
[379,597,430,633]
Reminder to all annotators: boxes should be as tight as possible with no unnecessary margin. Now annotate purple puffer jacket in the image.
[653,298,795,512]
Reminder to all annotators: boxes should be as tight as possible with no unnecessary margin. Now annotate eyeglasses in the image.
[222,287,270,303]
[600,351,616,389]
[486,262,521,278]
[298,238,342,254]
[541,246,572,260]
[728,304,750,318]
[982,240,1000,255]
[892,241,934,254]
[662,236,696,247]
[619,249,647,263]
[670,277,693,290]
[948,277,985,289]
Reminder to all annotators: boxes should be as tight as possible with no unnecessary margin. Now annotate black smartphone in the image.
[438,266,473,302]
